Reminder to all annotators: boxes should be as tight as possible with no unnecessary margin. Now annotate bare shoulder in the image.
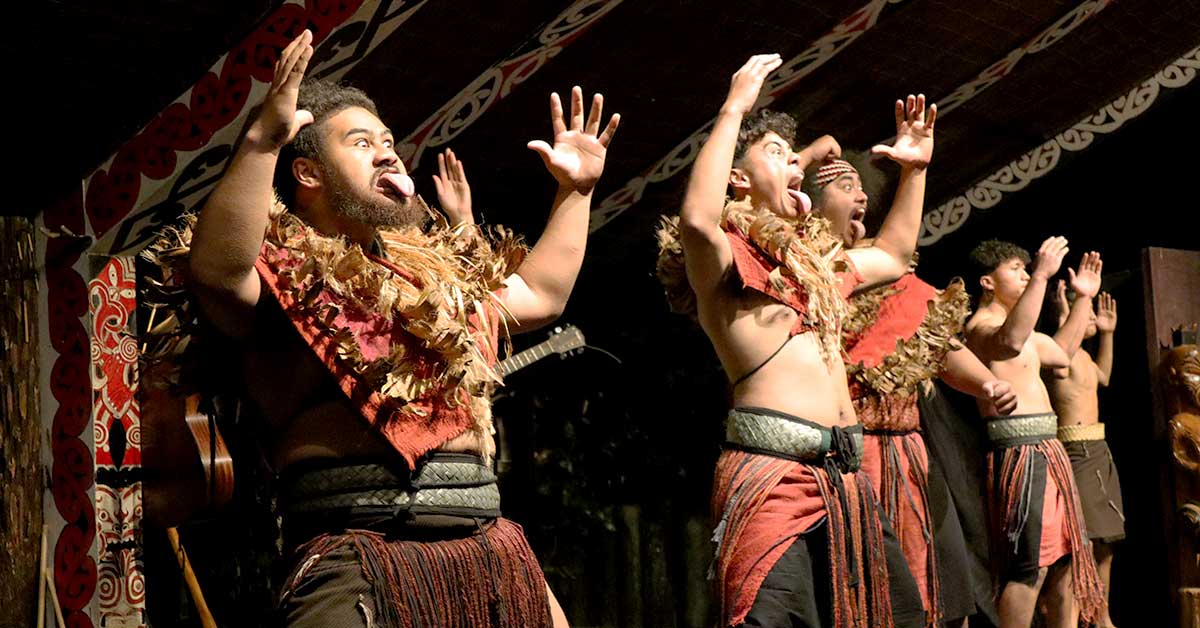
[965,308,1002,337]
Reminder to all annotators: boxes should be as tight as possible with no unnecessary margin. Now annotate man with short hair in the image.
[185,30,619,626]
[805,156,1018,626]
[1047,284,1124,628]
[964,238,1106,628]
[660,53,934,627]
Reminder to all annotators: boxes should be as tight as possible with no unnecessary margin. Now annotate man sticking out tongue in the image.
[184,29,620,627]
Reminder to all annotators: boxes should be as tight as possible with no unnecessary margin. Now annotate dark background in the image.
[9,1,1200,626]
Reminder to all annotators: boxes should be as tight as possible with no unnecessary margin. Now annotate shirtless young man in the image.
[1047,285,1124,628]
[672,53,933,627]
[964,238,1106,628]
[804,157,1018,626]
[186,30,619,626]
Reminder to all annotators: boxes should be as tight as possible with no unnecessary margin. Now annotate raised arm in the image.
[845,95,936,290]
[678,54,782,295]
[1094,291,1117,386]
[1052,251,1102,361]
[189,30,314,335]
[499,87,620,333]
[969,236,1068,361]
[939,343,1018,415]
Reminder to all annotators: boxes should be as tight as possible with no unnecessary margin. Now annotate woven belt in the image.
[986,413,1057,448]
[725,407,863,470]
[1057,423,1105,442]
[283,453,500,515]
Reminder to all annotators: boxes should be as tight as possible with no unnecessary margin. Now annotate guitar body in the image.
[140,363,234,527]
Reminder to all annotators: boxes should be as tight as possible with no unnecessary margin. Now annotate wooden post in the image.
[1142,247,1200,621]
[0,215,42,628]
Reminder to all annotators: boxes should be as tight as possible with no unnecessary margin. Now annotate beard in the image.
[324,166,428,228]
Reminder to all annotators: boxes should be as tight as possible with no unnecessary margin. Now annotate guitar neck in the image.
[498,342,556,377]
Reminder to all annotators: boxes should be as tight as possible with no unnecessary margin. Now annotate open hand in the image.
[1068,251,1102,299]
[1033,236,1069,279]
[983,380,1018,415]
[723,54,783,115]
[250,30,315,150]
[528,86,620,195]
[433,148,473,226]
[871,94,936,170]
[1095,292,1117,332]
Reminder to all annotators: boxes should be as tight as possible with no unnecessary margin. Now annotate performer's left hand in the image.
[528,86,620,195]
[983,380,1018,415]
[433,148,474,226]
[1068,251,1103,299]
[1095,292,1117,332]
[871,94,936,170]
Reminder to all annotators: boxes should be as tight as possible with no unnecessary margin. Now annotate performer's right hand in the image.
[722,54,782,116]
[1032,236,1069,280]
[248,29,315,151]
[983,380,1018,416]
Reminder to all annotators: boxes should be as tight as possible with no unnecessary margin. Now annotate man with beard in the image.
[964,239,1106,628]
[804,157,1018,627]
[1047,284,1124,628]
[185,30,619,626]
[658,53,933,627]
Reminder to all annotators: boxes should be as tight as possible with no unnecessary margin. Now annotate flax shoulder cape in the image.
[656,198,860,363]
[841,272,970,625]
[143,199,528,468]
[843,272,969,402]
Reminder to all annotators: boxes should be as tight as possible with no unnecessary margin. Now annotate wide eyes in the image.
[352,137,395,149]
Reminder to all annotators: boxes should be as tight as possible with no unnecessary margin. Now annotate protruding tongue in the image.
[797,190,812,214]
[788,189,813,214]
[379,172,415,198]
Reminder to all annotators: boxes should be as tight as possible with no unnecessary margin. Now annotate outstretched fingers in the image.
[585,93,603,136]
[275,30,312,91]
[549,92,567,137]
[598,113,621,148]
[570,86,585,132]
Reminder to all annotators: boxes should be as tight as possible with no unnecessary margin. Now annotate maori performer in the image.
[657,53,932,627]
[1047,285,1124,628]
[963,238,1106,628]
[803,157,1018,626]
[168,30,619,627]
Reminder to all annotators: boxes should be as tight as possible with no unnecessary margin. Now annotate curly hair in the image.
[733,109,797,163]
[273,79,380,208]
[968,239,1031,278]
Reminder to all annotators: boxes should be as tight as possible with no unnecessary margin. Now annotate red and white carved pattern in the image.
[919,44,1200,245]
[589,0,907,232]
[91,258,139,467]
[870,0,1112,151]
[80,1,436,257]
[397,0,622,169]
[89,256,144,627]
[96,484,146,626]
[42,190,98,628]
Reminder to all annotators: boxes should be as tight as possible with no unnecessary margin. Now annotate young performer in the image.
[659,53,934,627]
[805,157,1018,626]
[1048,285,1124,628]
[964,238,1106,628]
